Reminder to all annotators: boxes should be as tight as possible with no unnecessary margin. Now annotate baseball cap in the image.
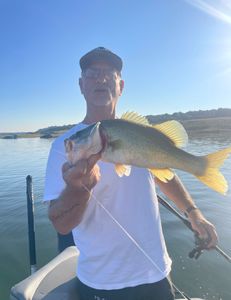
[79,47,123,72]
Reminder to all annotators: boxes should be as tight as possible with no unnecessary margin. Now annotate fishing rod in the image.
[157,195,231,263]
[26,175,37,274]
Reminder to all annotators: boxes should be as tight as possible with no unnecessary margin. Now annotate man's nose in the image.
[96,71,108,83]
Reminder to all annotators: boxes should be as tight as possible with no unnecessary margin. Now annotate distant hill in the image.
[147,108,231,139]
[0,124,74,139]
[146,108,231,123]
[35,125,74,137]
[35,125,73,135]
[1,108,231,139]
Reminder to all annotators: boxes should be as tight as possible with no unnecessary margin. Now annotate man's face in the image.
[79,61,124,107]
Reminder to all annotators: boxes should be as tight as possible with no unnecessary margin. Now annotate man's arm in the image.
[48,154,101,234]
[154,174,218,249]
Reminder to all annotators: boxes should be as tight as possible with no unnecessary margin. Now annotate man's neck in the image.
[82,106,116,124]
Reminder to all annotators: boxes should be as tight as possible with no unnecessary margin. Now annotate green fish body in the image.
[65,112,231,195]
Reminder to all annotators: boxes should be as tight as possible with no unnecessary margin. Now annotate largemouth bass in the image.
[65,112,231,195]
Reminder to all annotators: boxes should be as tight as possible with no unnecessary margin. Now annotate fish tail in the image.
[196,147,231,195]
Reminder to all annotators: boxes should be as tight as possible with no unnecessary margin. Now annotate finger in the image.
[82,173,100,191]
[195,223,218,249]
[87,153,101,170]
[63,160,88,178]
[200,222,218,248]
[206,227,218,248]
[196,225,208,240]
[191,220,207,239]
[73,160,89,176]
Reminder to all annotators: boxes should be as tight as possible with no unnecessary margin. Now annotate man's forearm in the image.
[155,173,218,248]
[154,174,196,214]
[48,187,91,234]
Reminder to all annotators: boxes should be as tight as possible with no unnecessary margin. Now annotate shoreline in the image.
[1,116,231,139]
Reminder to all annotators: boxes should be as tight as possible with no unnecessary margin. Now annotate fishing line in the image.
[81,183,190,300]
[52,148,189,298]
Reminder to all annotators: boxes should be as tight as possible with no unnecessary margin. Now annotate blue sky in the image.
[1,0,231,132]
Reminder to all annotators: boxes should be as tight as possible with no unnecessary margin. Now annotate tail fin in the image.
[196,147,231,195]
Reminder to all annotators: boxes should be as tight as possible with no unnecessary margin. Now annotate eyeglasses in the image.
[82,68,119,80]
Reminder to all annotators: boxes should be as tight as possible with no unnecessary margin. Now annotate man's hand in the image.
[48,153,101,234]
[62,153,101,193]
[154,174,218,249]
[188,209,218,249]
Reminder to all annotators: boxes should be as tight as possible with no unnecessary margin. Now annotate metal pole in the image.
[26,175,37,274]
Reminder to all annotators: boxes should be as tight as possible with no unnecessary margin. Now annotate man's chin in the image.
[92,96,113,106]
[93,100,112,107]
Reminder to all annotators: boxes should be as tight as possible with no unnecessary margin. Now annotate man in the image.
[44,47,218,300]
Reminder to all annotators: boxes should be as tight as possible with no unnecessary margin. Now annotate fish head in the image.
[64,122,102,165]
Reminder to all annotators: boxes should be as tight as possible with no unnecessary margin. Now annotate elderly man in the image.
[44,47,217,300]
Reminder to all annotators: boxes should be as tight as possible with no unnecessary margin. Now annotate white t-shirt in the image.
[44,123,172,290]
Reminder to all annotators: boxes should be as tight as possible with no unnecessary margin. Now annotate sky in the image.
[1,0,231,132]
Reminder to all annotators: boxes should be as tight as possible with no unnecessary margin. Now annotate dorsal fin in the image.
[152,120,188,147]
[120,111,150,126]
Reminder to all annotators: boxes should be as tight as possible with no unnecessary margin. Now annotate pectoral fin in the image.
[149,168,175,182]
[115,164,131,177]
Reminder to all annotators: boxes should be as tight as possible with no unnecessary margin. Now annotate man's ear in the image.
[119,80,124,95]
[79,78,84,94]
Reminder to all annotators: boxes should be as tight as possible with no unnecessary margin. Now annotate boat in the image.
[10,175,230,300]
[9,246,203,300]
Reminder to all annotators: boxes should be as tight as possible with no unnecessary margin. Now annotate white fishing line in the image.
[81,183,189,300]
[51,148,189,298]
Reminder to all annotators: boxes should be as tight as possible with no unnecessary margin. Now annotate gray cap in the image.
[79,47,123,72]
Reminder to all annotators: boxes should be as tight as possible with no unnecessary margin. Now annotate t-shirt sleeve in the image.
[43,140,67,201]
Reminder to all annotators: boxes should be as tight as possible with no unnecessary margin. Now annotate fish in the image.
[64,112,231,195]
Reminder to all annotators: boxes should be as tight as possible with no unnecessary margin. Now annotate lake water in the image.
[0,137,231,300]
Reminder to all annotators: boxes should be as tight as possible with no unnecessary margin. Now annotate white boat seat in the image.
[10,246,80,300]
